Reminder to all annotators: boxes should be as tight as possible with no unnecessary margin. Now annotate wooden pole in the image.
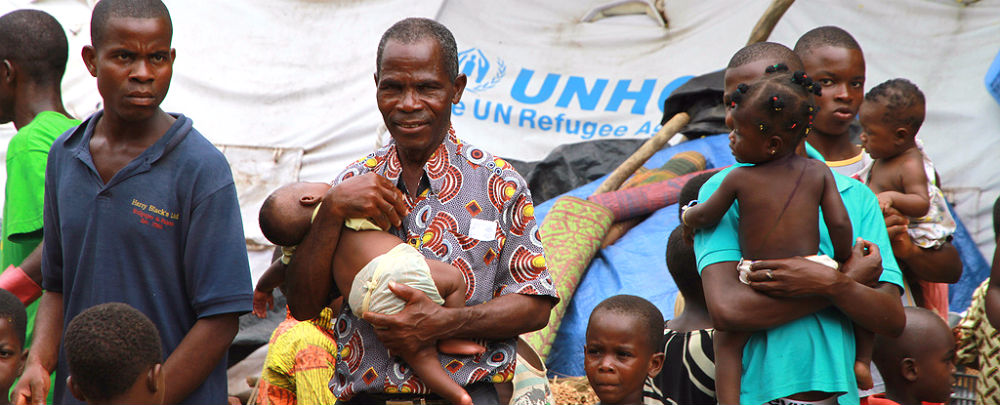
[590,0,793,197]
[592,112,690,194]
[746,0,796,45]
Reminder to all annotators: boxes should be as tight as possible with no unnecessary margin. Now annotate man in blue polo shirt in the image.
[692,42,905,405]
[14,1,252,404]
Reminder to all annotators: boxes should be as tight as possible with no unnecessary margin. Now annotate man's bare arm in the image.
[285,173,409,321]
[884,208,962,283]
[13,292,63,405]
[161,313,239,404]
[19,242,43,286]
[749,240,903,336]
[702,261,830,332]
[363,283,554,355]
[706,239,884,332]
[0,242,45,306]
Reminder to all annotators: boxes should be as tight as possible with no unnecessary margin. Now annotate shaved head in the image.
[794,26,862,55]
[873,307,950,367]
[728,42,804,71]
[872,306,956,404]
[0,9,69,85]
[590,295,664,351]
[91,0,172,48]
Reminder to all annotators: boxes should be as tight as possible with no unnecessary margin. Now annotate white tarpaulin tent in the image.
[1,0,999,283]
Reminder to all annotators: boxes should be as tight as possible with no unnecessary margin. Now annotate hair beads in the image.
[791,71,822,96]
[765,63,789,74]
[770,95,784,111]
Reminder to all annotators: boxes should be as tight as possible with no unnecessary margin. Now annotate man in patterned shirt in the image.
[285,18,558,404]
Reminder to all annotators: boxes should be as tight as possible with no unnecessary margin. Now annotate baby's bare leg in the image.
[714,330,750,405]
[854,324,875,390]
[402,346,473,405]
[427,260,487,355]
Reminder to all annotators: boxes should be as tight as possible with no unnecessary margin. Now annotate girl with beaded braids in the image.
[680,71,870,404]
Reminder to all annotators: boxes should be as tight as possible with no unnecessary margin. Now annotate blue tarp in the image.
[537,134,990,377]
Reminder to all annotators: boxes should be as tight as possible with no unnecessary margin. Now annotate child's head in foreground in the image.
[859,78,925,160]
[872,306,955,404]
[65,302,163,405]
[794,26,866,138]
[585,294,664,405]
[84,0,174,121]
[726,71,820,164]
[0,289,27,398]
[259,182,332,246]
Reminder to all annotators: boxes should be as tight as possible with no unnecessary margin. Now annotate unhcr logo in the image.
[458,48,505,93]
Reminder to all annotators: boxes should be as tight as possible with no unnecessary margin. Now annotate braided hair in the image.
[726,70,821,154]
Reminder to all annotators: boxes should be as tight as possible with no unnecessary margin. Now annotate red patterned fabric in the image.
[588,169,721,221]
[329,130,557,399]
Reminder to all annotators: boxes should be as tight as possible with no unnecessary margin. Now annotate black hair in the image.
[64,303,162,403]
[728,41,805,71]
[90,0,172,49]
[258,186,302,247]
[0,10,69,86]
[665,226,702,305]
[377,17,458,81]
[259,189,287,245]
[728,71,820,151]
[865,78,926,133]
[677,171,717,219]
[793,26,862,54]
[994,194,1000,242]
[0,289,26,347]
[589,295,664,352]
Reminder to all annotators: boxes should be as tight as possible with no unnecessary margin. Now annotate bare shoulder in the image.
[717,165,758,188]
[803,157,836,178]
[898,148,929,182]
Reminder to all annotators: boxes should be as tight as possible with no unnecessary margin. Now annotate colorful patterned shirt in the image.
[257,308,338,405]
[329,130,558,399]
[955,278,1000,405]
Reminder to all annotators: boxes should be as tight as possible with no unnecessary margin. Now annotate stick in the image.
[593,112,690,194]
[746,0,796,45]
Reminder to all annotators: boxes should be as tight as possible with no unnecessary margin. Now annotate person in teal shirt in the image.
[692,42,905,405]
[0,9,80,403]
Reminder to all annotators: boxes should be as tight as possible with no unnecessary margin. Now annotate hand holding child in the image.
[323,173,410,231]
[840,238,883,287]
[882,206,918,260]
[363,282,452,357]
[746,257,846,298]
[747,238,882,296]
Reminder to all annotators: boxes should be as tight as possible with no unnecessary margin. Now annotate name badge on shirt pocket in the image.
[468,218,497,241]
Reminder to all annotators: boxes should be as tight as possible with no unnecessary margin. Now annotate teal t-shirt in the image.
[693,164,903,405]
[2,111,79,402]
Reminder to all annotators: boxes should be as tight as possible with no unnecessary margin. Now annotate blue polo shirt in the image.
[694,163,903,405]
[42,111,253,404]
